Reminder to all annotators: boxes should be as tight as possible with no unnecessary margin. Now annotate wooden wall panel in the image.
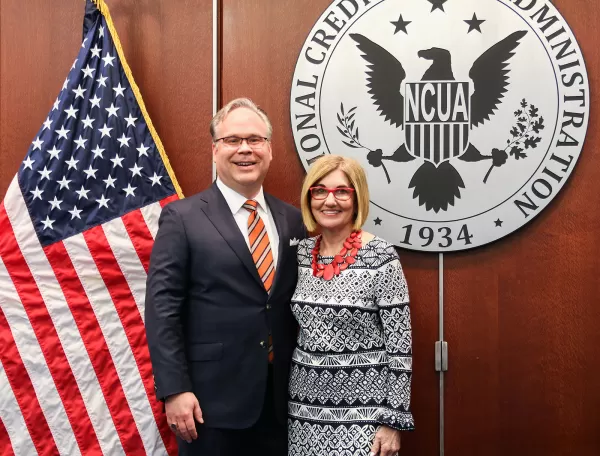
[0,0,213,200]
[0,1,80,199]
[3,1,598,455]
[444,1,600,455]
[221,1,440,455]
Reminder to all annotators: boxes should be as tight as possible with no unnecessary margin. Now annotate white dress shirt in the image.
[216,178,279,266]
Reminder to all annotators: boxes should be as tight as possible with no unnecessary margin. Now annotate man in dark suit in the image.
[145,98,304,456]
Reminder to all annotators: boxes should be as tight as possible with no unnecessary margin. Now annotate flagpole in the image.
[212,0,220,181]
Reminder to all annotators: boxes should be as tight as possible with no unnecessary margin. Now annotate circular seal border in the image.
[290,0,590,252]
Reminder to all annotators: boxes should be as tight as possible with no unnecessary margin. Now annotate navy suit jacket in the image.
[145,183,304,428]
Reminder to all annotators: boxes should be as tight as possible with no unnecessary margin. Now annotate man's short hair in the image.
[210,98,273,141]
[300,155,370,233]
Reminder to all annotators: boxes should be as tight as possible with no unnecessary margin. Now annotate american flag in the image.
[0,1,179,454]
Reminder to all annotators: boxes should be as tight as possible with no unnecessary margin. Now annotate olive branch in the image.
[336,102,391,183]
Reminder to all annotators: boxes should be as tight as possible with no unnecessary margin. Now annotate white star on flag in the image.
[117,133,131,148]
[42,117,53,131]
[92,145,105,158]
[129,163,143,177]
[47,146,61,160]
[106,103,120,118]
[22,156,35,170]
[48,197,63,211]
[99,123,113,138]
[32,137,44,151]
[113,83,126,97]
[81,64,95,79]
[65,104,79,119]
[83,165,98,180]
[65,156,79,170]
[74,135,88,150]
[149,172,163,186]
[90,95,102,108]
[90,44,101,58]
[137,144,150,157]
[110,155,125,168]
[72,84,87,99]
[57,176,72,189]
[81,115,95,129]
[41,216,55,230]
[102,53,115,67]
[96,195,110,209]
[30,186,44,200]
[56,126,70,140]
[125,114,137,127]
[75,186,90,200]
[97,74,108,87]
[123,183,136,197]
[68,205,83,220]
[37,166,52,181]
[103,175,117,188]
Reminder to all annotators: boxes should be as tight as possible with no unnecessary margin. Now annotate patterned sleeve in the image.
[374,251,415,430]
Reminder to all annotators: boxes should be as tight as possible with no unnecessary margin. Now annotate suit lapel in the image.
[201,184,264,290]
[265,193,289,294]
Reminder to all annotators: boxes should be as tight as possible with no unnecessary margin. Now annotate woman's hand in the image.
[370,425,401,456]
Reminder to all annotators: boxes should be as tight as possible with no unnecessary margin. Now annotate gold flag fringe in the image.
[91,0,184,198]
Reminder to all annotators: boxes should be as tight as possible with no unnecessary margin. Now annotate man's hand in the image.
[370,425,401,456]
[165,392,204,443]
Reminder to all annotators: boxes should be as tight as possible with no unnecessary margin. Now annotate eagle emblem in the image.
[350,31,527,212]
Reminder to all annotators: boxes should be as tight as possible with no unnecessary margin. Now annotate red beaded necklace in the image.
[312,230,362,280]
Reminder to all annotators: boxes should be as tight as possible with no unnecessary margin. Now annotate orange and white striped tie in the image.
[243,199,275,361]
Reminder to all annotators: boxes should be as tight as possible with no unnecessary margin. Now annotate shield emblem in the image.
[404,81,470,165]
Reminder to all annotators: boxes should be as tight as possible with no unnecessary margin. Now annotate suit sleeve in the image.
[145,203,193,400]
[375,253,415,430]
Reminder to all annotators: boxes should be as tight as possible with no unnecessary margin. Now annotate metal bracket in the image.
[435,341,448,372]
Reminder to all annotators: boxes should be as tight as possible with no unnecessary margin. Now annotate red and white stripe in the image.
[0,177,178,455]
[0,358,34,456]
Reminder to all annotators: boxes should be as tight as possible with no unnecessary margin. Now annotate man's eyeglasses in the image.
[215,136,269,149]
[309,186,355,201]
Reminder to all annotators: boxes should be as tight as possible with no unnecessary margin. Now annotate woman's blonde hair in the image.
[300,155,370,232]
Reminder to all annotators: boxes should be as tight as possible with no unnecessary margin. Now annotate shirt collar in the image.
[216,177,267,214]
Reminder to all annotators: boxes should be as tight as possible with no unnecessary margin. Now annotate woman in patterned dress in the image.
[288,155,414,456]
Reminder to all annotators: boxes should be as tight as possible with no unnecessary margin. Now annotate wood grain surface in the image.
[444,1,600,454]
[1,1,598,455]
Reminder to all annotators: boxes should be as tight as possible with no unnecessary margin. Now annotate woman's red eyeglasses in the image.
[309,187,355,201]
